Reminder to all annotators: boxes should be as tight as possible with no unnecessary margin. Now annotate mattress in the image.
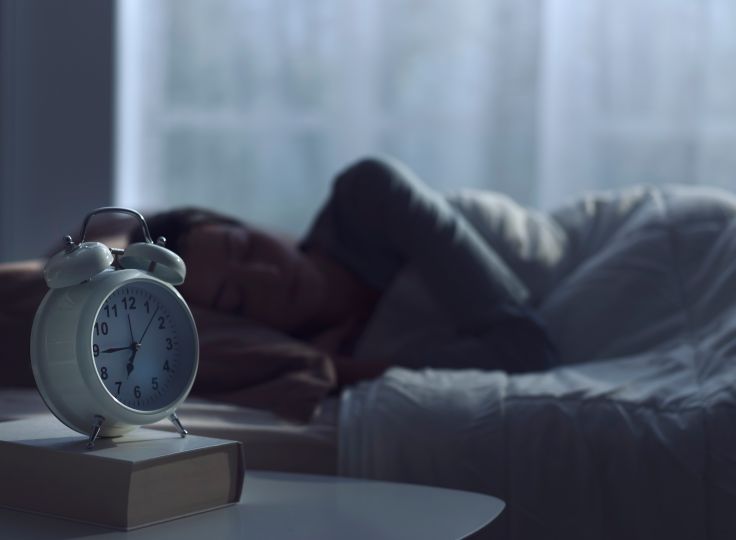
[0,387,338,475]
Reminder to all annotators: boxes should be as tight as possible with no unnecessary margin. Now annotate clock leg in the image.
[86,415,106,449]
[168,412,188,438]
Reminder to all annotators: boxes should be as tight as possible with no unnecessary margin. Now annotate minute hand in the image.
[138,307,160,344]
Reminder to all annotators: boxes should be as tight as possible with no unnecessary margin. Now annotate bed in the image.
[3,183,735,538]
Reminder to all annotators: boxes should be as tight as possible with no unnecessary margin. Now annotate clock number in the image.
[144,300,150,314]
[166,338,173,350]
[103,304,118,318]
[134,385,142,399]
[152,377,159,390]
[100,366,108,380]
[93,344,99,357]
[94,322,109,336]
[114,381,122,395]
[163,360,170,372]
[122,296,137,311]
[158,316,166,330]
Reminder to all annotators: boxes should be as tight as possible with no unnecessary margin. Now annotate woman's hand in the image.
[200,357,336,423]
[191,306,337,422]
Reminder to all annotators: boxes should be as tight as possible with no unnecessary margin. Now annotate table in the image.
[0,470,504,539]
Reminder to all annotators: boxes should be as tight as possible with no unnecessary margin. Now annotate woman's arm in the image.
[302,157,530,330]
[301,157,555,373]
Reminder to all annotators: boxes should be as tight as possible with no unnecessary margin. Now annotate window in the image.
[117,0,736,237]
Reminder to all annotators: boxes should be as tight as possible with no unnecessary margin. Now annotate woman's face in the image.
[178,223,327,332]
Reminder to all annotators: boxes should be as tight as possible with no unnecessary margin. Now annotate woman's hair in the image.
[129,207,242,256]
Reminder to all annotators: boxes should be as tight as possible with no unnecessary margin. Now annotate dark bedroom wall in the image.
[0,0,114,262]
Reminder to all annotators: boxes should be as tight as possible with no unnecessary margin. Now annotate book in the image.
[0,415,244,530]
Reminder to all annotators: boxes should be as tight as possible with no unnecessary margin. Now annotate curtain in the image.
[117,0,736,234]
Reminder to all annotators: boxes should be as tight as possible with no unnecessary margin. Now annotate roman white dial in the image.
[92,281,197,412]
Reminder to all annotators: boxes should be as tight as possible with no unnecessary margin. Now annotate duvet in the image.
[340,184,736,539]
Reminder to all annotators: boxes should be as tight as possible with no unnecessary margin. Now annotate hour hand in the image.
[126,348,139,379]
[101,345,134,354]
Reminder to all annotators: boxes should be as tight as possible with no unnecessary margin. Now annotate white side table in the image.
[0,470,504,539]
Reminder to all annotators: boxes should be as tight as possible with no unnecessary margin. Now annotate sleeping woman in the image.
[1,156,556,420]
[136,157,557,379]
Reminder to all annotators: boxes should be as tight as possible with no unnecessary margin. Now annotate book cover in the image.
[0,415,245,530]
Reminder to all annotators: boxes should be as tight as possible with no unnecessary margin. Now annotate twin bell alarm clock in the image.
[30,207,199,448]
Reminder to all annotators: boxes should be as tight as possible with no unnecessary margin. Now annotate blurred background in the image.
[1,0,735,261]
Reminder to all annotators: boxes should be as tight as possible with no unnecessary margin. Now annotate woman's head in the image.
[132,208,328,332]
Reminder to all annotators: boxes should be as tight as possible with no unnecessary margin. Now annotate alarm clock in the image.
[30,207,199,448]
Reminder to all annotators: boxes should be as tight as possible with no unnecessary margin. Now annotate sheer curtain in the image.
[117,0,736,234]
[538,0,736,209]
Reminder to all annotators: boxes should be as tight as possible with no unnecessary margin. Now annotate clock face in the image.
[92,281,196,412]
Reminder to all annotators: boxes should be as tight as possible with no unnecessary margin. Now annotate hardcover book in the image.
[0,415,244,530]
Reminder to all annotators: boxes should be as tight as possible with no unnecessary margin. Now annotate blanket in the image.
[341,185,736,539]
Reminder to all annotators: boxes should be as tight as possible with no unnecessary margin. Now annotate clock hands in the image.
[125,314,142,378]
[97,307,159,380]
[100,345,135,354]
[126,345,140,379]
[138,306,160,345]
[99,314,140,354]
[127,313,135,343]
[126,308,158,379]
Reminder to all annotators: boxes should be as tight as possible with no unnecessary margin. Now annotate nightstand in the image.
[0,470,504,539]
